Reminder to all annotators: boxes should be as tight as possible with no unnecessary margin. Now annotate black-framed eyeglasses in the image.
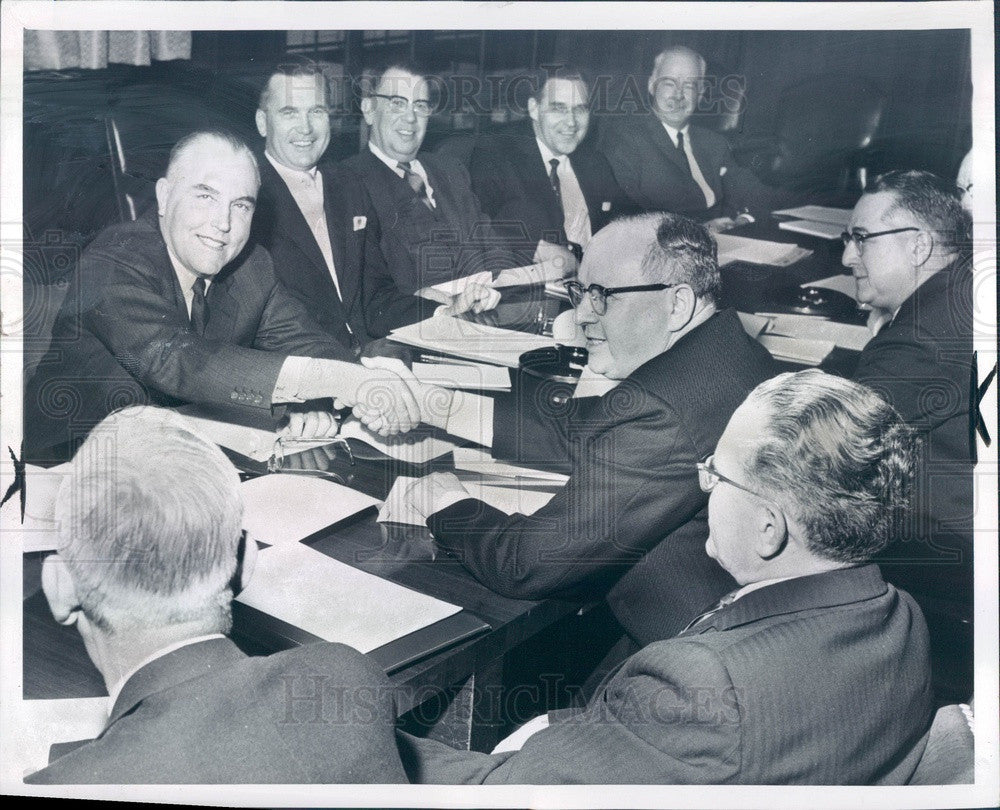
[371,93,433,116]
[696,453,767,499]
[840,227,919,254]
[563,280,676,315]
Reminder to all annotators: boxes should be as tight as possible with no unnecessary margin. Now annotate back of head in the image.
[867,169,972,255]
[643,213,721,303]
[55,406,244,634]
[741,369,918,564]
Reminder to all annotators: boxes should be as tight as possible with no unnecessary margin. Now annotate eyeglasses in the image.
[563,280,675,316]
[840,227,919,254]
[696,454,767,499]
[371,93,433,116]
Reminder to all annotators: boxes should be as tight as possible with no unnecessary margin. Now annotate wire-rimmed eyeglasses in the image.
[563,280,676,316]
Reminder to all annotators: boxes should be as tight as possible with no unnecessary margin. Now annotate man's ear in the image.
[41,554,80,626]
[754,500,788,560]
[255,109,268,139]
[910,229,935,268]
[360,96,375,125]
[154,177,170,217]
[527,96,539,122]
[667,284,697,328]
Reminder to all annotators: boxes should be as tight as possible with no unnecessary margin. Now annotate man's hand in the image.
[534,239,579,280]
[439,282,501,317]
[361,357,456,432]
[278,410,340,441]
[350,356,423,436]
[403,472,472,519]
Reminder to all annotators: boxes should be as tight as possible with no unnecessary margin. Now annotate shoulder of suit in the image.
[262,641,390,685]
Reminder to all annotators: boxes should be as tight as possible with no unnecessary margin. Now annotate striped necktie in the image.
[398,161,433,210]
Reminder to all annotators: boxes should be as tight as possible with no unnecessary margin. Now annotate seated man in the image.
[600,45,762,230]
[341,61,513,337]
[24,129,431,459]
[469,64,632,266]
[252,61,488,353]
[398,370,934,784]
[26,406,406,784]
[842,169,976,694]
[388,214,777,646]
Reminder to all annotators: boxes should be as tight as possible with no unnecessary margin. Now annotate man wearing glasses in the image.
[842,169,976,700]
[398,371,933,783]
[394,213,776,652]
[341,61,508,337]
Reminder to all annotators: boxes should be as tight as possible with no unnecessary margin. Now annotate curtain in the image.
[24,31,191,71]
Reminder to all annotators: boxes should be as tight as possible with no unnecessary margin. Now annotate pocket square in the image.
[601,201,612,212]
[719,166,728,177]
[353,216,367,231]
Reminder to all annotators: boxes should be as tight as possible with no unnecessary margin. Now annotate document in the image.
[757,333,835,366]
[241,475,380,546]
[235,543,461,651]
[772,205,852,226]
[16,697,110,780]
[803,274,860,301]
[411,362,511,391]
[423,270,494,298]
[714,233,813,267]
[378,475,557,527]
[337,417,458,464]
[2,462,71,553]
[452,447,570,484]
[757,312,871,352]
[777,219,844,240]
[389,315,558,367]
[737,311,771,338]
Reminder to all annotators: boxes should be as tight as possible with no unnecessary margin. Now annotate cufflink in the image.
[601,201,612,212]
[720,167,728,176]
[353,216,367,231]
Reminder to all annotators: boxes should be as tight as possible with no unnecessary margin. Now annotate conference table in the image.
[20,215,867,754]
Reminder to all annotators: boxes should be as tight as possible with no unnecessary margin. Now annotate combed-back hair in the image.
[639,212,721,304]
[868,169,972,254]
[54,406,244,634]
[361,58,432,96]
[167,129,259,184]
[741,369,919,563]
[651,45,707,77]
[259,58,330,109]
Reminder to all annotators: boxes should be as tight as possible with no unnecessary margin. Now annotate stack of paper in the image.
[778,219,844,240]
[757,312,871,352]
[757,333,834,366]
[772,205,852,226]
[235,542,461,651]
[411,361,511,391]
[737,312,771,338]
[714,233,812,267]
[452,447,570,484]
[389,315,558,368]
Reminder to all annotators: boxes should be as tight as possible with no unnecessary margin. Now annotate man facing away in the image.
[26,406,406,784]
[397,370,934,784]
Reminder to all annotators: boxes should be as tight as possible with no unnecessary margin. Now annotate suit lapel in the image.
[514,130,564,231]
[203,269,240,342]
[144,213,191,321]
[645,114,691,174]
[687,126,723,196]
[319,167,354,307]
[259,159,330,280]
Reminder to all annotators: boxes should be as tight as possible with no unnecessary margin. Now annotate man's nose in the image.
[841,240,859,268]
[574,295,597,325]
[210,204,232,233]
[401,102,417,122]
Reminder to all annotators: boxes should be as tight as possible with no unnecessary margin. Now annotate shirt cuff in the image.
[445,389,494,446]
[272,356,311,403]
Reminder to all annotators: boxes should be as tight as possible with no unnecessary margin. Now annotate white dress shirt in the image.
[368,141,437,209]
[662,122,716,209]
[535,138,592,249]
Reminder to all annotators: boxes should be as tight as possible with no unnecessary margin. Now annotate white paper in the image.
[493,263,560,287]
[772,205,852,226]
[235,543,460,651]
[411,362,511,391]
[803,274,861,302]
[757,333,835,366]
[389,315,557,368]
[378,475,557,527]
[1,463,71,553]
[757,312,871,352]
[176,406,330,463]
[777,219,843,240]
[452,447,570,484]
[17,697,109,779]
[241,475,379,546]
[424,269,493,298]
[337,417,458,464]
[714,233,813,267]
[736,311,771,339]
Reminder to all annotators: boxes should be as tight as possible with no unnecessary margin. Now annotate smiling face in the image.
[529,77,590,156]
[574,223,677,380]
[648,49,705,130]
[256,72,331,171]
[842,191,922,312]
[363,67,430,164]
[155,136,259,278]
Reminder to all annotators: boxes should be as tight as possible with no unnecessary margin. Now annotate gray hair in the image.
[640,213,721,304]
[54,406,244,634]
[867,169,972,254]
[741,370,918,563]
[651,45,707,77]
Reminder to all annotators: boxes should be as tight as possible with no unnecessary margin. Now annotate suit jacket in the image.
[24,212,352,456]
[428,309,778,645]
[853,259,975,605]
[600,115,758,219]
[26,637,407,784]
[469,123,633,262]
[340,149,515,337]
[253,156,388,350]
[399,565,934,784]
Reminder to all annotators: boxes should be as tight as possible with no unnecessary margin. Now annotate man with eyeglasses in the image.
[341,61,510,337]
[469,65,633,269]
[397,370,933,783]
[390,213,776,653]
[842,169,976,699]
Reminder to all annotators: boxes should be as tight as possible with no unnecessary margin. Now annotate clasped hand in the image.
[346,356,454,437]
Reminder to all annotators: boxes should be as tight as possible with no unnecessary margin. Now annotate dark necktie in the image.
[548,157,563,210]
[680,589,739,633]
[674,131,692,176]
[190,277,208,335]
[398,161,433,210]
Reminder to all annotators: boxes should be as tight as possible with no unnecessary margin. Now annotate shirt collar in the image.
[730,575,796,603]
[368,140,421,176]
[107,634,227,708]
[265,150,320,184]
[164,246,211,297]
[661,122,690,146]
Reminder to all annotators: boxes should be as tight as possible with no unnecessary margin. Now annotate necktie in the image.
[674,131,692,176]
[680,589,739,633]
[398,161,433,210]
[190,277,208,335]
[548,158,563,209]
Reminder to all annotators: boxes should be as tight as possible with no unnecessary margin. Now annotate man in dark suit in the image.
[843,169,976,697]
[397,370,933,784]
[26,406,406,784]
[388,214,777,646]
[341,62,510,337]
[600,46,761,230]
[24,130,431,458]
[469,66,632,266]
